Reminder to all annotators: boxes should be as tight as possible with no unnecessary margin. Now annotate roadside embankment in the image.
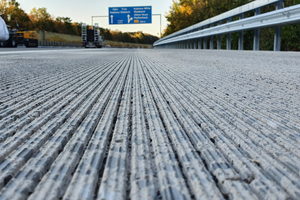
[36,31,152,48]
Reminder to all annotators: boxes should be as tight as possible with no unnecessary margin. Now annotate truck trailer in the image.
[0,15,10,46]
[0,17,38,48]
[82,23,104,48]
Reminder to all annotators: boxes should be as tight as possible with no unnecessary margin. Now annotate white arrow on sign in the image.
[127,14,133,23]
[110,15,113,24]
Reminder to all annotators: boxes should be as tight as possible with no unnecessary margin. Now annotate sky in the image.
[16,0,173,37]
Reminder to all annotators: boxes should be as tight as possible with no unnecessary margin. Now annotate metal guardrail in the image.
[157,0,281,42]
[38,41,82,47]
[154,0,300,51]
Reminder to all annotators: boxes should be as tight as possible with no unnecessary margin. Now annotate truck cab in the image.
[0,25,18,47]
[16,31,38,47]
[82,23,104,48]
[0,14,12,47]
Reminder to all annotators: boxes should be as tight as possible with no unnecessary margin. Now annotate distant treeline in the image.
[164,0,300,51]
[100,28,159,44]
[0,0,159,44]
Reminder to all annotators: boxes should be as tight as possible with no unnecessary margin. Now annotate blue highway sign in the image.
[109,6,152,25]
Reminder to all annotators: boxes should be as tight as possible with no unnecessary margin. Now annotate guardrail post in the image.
[191,38,194,49]
[217,22,222,50]
[198,38,202,49]
[203,37,207,49]
[238,13,244,50]
[274,26,281,51]
[194,39,197,49]
[253,8,261,51]
[227,17,232,50]
[210,24,214,49]
[203,26,208,49]
[274,0,283,51]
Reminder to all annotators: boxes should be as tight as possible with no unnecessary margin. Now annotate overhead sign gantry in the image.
[108,6,152,25]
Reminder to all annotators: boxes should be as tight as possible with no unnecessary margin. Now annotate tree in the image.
[163,0,253,37]
[29,7,56,31]
[162,0,300,51]
[0,0,159,44]
[0,0,30,29]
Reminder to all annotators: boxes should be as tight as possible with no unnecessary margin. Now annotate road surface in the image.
[0,48,300,200]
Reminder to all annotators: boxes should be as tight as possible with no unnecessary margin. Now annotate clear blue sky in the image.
[17,0,173,37]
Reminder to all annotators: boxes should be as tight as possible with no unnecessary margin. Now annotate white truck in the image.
[82,23,104,48]
[0,15,9,44]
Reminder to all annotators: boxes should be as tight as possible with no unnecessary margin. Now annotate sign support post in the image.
[152,14,161,38]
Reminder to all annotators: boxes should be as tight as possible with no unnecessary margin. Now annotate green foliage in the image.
[163,0,300,51]
[0,0,30,29]
[0,0,159,44]
[108,30,158,44]
[164,0,253,37]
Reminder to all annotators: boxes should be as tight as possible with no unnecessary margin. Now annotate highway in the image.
[0,48,300,200]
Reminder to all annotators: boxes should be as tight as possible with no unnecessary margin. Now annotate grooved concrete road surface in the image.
[0,48,300,200]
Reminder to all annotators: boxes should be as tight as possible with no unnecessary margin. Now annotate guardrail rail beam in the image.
[154,1,300,52]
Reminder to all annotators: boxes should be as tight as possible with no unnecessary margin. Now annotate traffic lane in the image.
[0,48,129,86]
[0,47,131,53]
[0,49,299,199]
[0,47,89,54]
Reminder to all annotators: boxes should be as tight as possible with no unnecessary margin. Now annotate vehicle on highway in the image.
[105,44,111,48]
[0,16,38,48]
[16,30,38,47]
[0,14,10,46]
[82,23,104,48]
[0,24,18,47]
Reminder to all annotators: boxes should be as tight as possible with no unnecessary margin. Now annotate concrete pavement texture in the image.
[0,48,300,200]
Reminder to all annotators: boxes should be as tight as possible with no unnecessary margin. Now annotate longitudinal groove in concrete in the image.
[0,49,299,200]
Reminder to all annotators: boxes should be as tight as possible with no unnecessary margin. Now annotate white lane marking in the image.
[0,49,87,55]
